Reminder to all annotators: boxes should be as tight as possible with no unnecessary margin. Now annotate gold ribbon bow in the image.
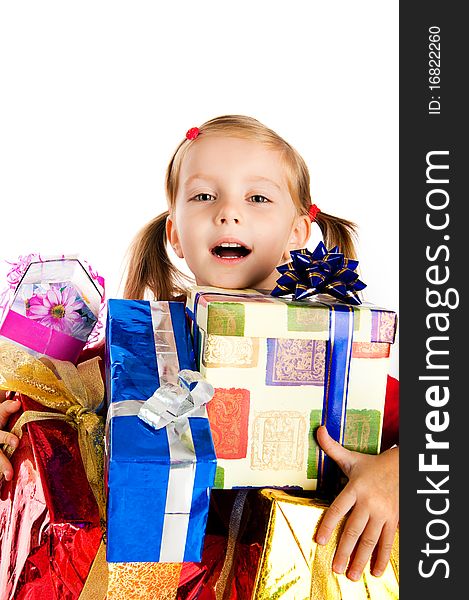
[0,340,106,523]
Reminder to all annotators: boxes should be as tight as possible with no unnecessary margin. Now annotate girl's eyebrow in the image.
[182,174,216,187]
[183,174,282,191]
[246,176,282,191]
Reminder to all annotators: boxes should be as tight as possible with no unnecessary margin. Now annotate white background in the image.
[0,1,399,373]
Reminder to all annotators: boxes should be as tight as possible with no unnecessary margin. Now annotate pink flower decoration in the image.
[27,285,86,335]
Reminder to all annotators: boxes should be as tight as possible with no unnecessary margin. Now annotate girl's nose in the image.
[214,198,241,225]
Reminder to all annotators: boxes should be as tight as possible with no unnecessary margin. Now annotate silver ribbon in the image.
[138,369,214,447]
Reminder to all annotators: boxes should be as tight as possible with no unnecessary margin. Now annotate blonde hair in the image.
[124,114,358,300]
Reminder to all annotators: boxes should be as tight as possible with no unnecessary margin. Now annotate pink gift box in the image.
[0,255,104,363]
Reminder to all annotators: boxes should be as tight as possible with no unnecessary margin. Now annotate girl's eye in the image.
[192,193,215,202]
[249,195,270,203]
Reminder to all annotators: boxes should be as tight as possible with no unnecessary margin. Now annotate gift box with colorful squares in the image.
[186,244,397,491]
[105,298,217,564]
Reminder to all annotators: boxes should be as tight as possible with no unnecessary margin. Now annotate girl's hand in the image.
[315,425,399,581]
[0,396,21,481]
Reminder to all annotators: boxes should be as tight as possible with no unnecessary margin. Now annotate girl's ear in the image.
[282,214,311,261]
[166,215,184,259]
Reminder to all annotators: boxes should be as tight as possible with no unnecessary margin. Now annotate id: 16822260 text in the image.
[428,26,441,115]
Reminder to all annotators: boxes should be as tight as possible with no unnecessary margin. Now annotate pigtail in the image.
[315,211,358,259]
[123,211,193,301]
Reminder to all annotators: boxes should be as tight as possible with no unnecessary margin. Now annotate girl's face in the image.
[166,135,310,291]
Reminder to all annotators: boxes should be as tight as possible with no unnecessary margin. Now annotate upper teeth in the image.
[219,242,243,248]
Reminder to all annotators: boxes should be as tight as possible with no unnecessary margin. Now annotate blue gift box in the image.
[105,299,217,563]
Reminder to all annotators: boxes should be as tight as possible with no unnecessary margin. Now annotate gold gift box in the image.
[253,489,399,600]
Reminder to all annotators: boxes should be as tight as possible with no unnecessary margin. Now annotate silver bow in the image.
[138,369,214,436]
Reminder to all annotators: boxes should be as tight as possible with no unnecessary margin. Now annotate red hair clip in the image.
[308,204,320,222]
[186,127,200,140]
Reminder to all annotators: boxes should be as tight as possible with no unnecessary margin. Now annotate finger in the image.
[0,449,15,482]
[316,425,354,475]
[345,518,384,581]
[0,429,19,449]
[330,508,370,575]
[316,486,356,545]
[370,521,398,577]
[0,399,21,428]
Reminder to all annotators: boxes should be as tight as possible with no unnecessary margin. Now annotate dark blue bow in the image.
[271,242,366,305]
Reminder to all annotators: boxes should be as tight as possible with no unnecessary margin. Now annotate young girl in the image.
[124,114,399,582]
[0,114,399,583]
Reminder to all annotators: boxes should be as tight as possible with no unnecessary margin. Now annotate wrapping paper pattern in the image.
[207,388,250,460]
[105,299,217,564]
[0,395,102,600]
[107,562,182,600]
[187,287,397,490]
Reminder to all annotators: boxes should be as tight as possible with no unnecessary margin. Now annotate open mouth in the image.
[211,242,252,260]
